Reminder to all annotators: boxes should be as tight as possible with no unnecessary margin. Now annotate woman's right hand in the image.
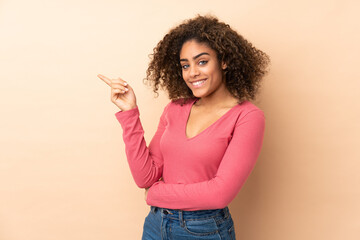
[98,74,137,111]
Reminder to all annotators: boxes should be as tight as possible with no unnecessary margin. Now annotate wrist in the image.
[120,105,137,112]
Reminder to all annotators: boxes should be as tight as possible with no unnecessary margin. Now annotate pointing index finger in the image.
[97,74,112,86]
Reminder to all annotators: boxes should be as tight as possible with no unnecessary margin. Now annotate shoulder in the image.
[164,98,196,111]
[237,100,264,115]
[159,98,195,120]
[233,100,265,125]
[172,98,197,106]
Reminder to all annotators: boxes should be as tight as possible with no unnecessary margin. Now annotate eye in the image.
[199,60,208,65]
[181,64,189,69]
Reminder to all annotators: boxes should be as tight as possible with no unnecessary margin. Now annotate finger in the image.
[97,74,112,86]
[112,88,126,94]
[111,84,128,92]
[112,87,126,94]
[112,77,128,86]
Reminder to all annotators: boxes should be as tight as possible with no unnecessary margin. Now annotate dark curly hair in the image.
[144,14,270,104]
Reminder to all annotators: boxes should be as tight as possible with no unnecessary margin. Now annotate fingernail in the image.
[124,82,128,86]
[125,88,128,91]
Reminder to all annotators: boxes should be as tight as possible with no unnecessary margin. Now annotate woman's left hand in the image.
[144,178,162,201]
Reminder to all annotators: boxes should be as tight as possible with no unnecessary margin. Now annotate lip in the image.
[189,78,207,88]
[190,78,207,83]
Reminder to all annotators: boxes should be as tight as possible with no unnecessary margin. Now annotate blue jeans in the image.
[142,206,236,240]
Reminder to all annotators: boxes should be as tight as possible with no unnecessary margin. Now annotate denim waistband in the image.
[150,206,230,220]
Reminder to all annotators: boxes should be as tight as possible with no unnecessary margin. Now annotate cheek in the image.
[203,63,218,76]
[182,70,189,80]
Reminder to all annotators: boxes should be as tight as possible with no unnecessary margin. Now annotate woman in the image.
[98,15,269,240]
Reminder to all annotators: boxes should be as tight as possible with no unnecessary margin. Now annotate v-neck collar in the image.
[184,98,241,140]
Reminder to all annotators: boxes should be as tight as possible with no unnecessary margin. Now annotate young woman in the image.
[98,15,270,240]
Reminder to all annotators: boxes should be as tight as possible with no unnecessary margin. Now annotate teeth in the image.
[192,80,205,86]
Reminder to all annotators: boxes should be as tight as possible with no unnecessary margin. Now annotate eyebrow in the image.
[180,52,210,62]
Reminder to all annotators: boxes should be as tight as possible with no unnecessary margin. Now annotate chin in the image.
[192,90,207,98]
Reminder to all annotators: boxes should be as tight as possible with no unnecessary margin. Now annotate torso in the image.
[185,99,240,139]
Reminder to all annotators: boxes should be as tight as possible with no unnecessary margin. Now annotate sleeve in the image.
[146,109,265,210]
[114,103,170,189]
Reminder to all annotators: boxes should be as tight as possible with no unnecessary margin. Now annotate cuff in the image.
[114,107,139,125]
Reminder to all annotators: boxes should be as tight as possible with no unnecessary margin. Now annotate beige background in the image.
[0,0,359,239]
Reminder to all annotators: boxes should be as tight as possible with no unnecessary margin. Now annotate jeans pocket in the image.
[184,217,219,236]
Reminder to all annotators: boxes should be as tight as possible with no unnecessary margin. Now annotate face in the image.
[179,39,227,99]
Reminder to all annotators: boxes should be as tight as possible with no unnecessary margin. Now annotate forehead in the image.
[179,40,216,57]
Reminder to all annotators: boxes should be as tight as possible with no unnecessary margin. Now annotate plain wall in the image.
[0,0,359,239]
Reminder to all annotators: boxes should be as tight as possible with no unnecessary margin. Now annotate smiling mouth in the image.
[191,79,206,87]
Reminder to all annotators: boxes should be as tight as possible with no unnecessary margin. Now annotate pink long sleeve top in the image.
[115,98,265,211]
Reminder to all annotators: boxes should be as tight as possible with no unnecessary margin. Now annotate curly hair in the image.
[144,14,270,104]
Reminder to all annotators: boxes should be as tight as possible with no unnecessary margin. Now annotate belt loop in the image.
[151,206,158,213]
[179,210,185,227]
[223,207,229,219]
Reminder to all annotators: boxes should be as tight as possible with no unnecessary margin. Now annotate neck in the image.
[195,83,239,109]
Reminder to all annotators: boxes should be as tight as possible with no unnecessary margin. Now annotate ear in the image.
[221,61,227,70]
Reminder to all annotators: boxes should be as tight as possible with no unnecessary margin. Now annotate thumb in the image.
[125,83,134,91]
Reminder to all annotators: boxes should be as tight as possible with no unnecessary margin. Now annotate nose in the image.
[189,65,200,78]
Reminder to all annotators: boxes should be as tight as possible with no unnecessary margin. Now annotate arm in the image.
[146,110,265,210]
[115,103,170,189]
